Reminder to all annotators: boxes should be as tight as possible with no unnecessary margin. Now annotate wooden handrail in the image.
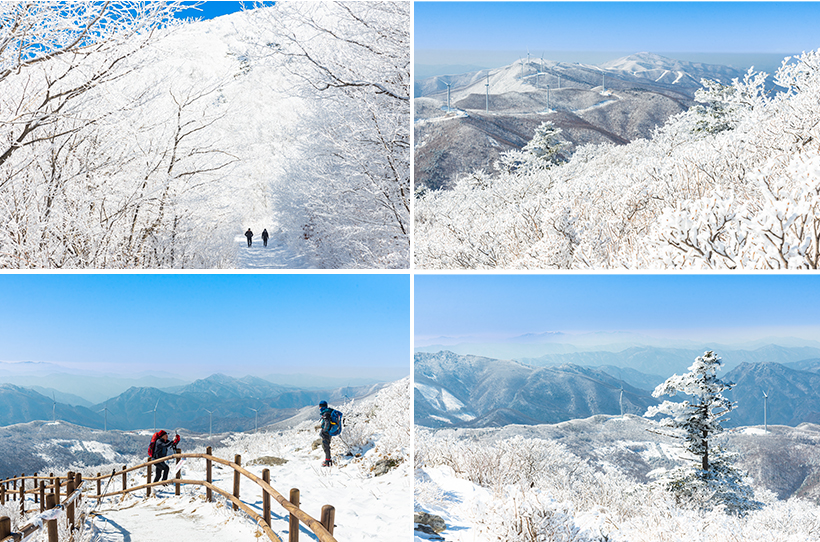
[1,452,338,542]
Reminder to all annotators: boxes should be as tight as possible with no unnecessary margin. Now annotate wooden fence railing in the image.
[0,471,85,542]
[0,447,337,542]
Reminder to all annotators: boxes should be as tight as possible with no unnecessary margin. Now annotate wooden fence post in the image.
[175,449,181,496]
[320,505,335,536]
[289,488,300,542]
[12,477,16,501]
[0,485,5,505]
[45,493,58,542]
[232,455,241,511]
[75,473,82,503]
[205,447,212,503]
[262,470,271,527]
[97,473,101,498]
[122,465,127,493]
[33,473,38,504]
[0,516,10,540]
[66,476,75,530]
[19,473,24,514]
[0,516,11,540]
[147,464,152,497]
[39,481,45,512]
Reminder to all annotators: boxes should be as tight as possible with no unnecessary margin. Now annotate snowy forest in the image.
[415,50,820,269]
[414,353,820,541]
[0,1,410,268]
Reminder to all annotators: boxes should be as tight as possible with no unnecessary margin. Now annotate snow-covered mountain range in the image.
[414,351,820,429]
[414,52,747,191]
[0,373,390,432]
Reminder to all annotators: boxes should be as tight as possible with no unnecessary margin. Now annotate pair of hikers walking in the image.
[244,228,269,247]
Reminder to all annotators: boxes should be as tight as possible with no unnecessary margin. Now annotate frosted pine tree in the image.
[645,350,761,513]
[494,121,566,173]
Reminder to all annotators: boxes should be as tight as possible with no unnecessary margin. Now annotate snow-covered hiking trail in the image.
[86,454,410,542]
[235,233,313,269]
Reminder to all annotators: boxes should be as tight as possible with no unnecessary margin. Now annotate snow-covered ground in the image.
[2,379,411,542]
[235,232,313,269]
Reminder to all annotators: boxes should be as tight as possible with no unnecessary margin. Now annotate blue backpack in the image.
[328,409,343,436]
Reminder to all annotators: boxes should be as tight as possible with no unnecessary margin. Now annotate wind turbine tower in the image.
[602,73,606,92]
[619,386,624,416]
[52,393,56,422]
[763,390,769,432]
[249,407,259,433]
[205,408,214,437]
[99,405,109,431]
[444,82,451,113]
[546,85,550,110]
[485,73,489,113]
[146,399,159,432]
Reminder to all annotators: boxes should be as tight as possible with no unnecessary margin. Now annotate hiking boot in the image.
[322,459,333,467]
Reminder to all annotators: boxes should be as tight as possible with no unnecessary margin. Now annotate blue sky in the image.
[415,275,820,343]
[176,2,250,21]
[415,2,820,76]
[415,2,820,54]
[0,274,410,378]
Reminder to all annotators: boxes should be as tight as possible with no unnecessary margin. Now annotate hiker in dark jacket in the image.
[245,228,253,247]
[319,401,333,467]
[152,430,181,482]
[261,228,269,247]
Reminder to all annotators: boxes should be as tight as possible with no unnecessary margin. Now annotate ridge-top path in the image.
[90,493,262,542]
[236,232,313,269]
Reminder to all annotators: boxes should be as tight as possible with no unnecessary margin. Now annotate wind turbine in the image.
[444,82,451,113]
[763,390,769,432]
[145,399,159,432]
[485,73,489,113]
[52,393,56,422]
[546,85,550,110]
[98,404,109,431]
[204,408,214,437]
[248,407,259,433]
[619,386,624,417]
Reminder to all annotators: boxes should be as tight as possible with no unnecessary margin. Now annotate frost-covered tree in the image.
[244,1,410,268]
[645,351,760,513]
[495,121,567,173]
[0,1,245,268]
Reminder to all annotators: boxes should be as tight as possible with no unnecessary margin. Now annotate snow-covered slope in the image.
[415,416,820,541]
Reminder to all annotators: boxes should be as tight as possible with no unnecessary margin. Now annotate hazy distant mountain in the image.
[414,351,658,428]
[0,384,102,428]
[784,358,820,373]
[725,362,820,427]
[522,344,820,376]
[1,375,386,433]
[414,53,746,191]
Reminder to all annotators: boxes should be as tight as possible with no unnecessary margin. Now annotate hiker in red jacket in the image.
[150,430,180,482]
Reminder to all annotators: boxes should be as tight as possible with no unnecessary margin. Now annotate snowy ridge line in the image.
[83,450,337,542]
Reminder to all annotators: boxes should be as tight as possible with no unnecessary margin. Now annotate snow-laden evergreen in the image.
[645,351,760,514]
[1,378,410,541]
[415,50,820,269]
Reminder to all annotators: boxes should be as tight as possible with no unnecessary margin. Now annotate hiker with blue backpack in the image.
[319,400,342,467]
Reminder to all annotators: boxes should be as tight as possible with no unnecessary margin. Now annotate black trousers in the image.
[322,433,331,460]
[154,462,170,482]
